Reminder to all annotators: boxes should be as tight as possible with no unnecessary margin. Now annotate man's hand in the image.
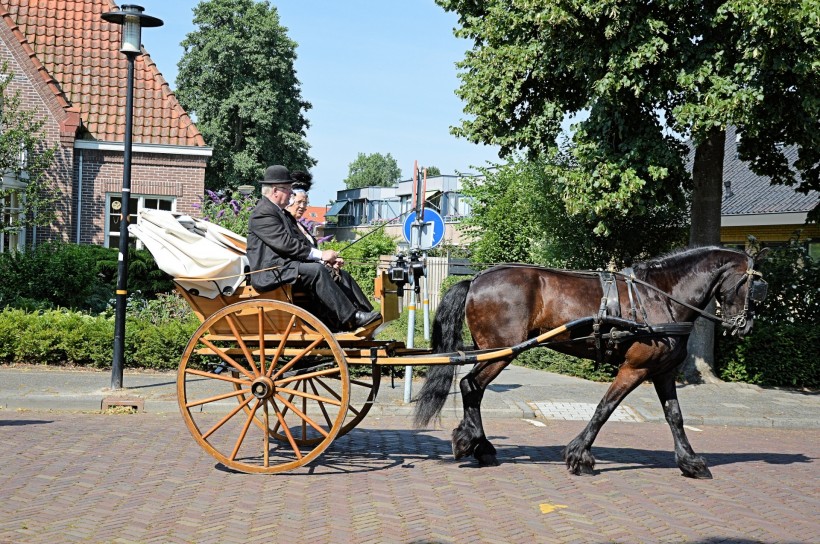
[321,249,340,265]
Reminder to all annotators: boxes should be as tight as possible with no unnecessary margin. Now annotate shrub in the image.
[716,237,820,388]
[0,304,199,370]
[0,242,173,313]
[324,229,398,299]
[196,189,256,237]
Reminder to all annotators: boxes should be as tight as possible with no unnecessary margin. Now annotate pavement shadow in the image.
[0,419,53,427]
[208,428,813,476]
[486,443,813,473]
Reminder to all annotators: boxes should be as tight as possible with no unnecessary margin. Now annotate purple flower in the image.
[230,200,240,214]
[192,202,201,209]
[317,235,334,243]
[206,189,220,203]
[217,209,226,218]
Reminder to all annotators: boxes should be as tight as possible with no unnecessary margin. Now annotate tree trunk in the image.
[682,127,725,384]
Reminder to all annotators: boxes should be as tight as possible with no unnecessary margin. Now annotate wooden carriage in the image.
[131,210,574,474]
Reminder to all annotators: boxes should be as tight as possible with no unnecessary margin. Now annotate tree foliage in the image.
[343,152,402,189]
[176,0,314,191]
[424,165,441,177]
[323,229,398,298]
[0,63,58,235]
[462,155,687,269]
[437,0,820,228]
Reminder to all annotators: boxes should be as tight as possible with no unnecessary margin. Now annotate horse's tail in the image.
[413,278,472,428]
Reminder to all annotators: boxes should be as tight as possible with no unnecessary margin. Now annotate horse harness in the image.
[590,259,767,368]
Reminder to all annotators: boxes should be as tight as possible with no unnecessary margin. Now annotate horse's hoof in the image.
[473,439,498,467]
[477,454,500,467]
[563,441,596,476]
[681,465,713,479]
[679,456,713,479]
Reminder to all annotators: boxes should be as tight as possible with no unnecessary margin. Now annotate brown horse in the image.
[414,246,769,478]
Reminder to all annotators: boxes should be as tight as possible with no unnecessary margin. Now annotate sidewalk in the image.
[0,364,817,428]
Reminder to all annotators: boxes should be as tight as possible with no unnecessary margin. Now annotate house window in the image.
[1,189,24,253]
[106,194,174,249]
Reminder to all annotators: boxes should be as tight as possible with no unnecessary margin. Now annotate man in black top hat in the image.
[247,165,381,331]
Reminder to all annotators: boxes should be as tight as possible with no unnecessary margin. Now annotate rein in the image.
[618,262,765,335]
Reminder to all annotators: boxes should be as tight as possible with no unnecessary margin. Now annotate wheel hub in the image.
[251,376,275,400]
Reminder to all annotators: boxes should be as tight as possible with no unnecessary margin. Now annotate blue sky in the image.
[131,0,501,205]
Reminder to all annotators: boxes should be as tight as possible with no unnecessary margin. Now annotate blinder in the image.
[749,276,768,303]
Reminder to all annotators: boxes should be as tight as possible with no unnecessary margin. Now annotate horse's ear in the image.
[753,247,771,262]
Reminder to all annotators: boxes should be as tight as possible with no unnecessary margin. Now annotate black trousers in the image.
[294,263,371,329]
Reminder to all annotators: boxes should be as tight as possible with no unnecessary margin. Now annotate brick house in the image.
[0,0,209,252]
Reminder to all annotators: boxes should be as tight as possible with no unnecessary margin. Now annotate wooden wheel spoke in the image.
[199,337,255,380]
[186,388,252,409]
[258,310,266,375]
[350,377,375,387]
[273,403,302,459]
[263,402,270,468]
[275,366,341,387]
[225,314,259,376]
[266,314,297,378]
[270,337,325,381]
[308,379,334,428]
[202,394,255,440]
[275,386,341,407]
[274,394,329,438]
[315,376,359,416]
[185,368,250,386]
[230,399,261,461]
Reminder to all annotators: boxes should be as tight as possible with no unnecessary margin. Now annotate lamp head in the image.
[101,4,164,55]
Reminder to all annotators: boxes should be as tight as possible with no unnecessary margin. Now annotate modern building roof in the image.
[0,0,205,147]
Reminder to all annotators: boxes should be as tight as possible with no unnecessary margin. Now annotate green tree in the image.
[424,165,441,177]
[0,63,58,238]
[344,152,402,189]
[176,0,314,191]
[437,0,819,381]
[462,155,687,269]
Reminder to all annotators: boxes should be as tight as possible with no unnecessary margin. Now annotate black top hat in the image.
[260,165,295,185]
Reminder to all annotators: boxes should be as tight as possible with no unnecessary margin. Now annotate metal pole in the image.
[403,273,416,403]
[111,52,137,390]
[422,261,430,341]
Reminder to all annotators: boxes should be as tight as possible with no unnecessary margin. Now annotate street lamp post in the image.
[101,5,163,390]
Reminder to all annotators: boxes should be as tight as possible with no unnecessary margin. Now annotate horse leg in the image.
[653,371,713,479]
[452,359,510,467]
[564,366,648,475]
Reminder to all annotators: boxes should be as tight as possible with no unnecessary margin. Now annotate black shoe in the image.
[348,310,381,330]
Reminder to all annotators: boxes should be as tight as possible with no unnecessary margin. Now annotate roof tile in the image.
[1,0,205,147]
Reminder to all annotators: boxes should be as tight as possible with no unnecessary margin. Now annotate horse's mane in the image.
[633,246,743,272]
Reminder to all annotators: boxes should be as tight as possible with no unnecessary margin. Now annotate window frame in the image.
[105,193,175,249]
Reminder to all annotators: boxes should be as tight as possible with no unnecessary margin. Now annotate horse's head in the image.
[715,248,770,338]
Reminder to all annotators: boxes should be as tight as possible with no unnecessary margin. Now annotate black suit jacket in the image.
[247,197,314,291]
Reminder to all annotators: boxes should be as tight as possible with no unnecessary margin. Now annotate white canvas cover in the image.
[128,209,249,299]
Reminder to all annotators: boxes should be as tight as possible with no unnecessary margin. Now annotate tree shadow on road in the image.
[0,419,53,427]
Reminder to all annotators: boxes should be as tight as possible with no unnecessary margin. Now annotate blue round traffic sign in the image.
[403,209,445,249]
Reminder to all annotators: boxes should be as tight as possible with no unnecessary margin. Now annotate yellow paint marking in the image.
[539,503,568,514]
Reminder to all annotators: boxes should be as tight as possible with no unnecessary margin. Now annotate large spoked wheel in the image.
[177,300,349,474]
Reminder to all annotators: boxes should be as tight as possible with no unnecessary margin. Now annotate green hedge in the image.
[0,242,174,313]
[0,306,200,370]
[717,322,819,388]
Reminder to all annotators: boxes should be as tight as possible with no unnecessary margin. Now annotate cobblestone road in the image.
[1,411,817,543]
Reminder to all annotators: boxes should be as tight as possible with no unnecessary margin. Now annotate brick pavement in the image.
[1,410,818,543]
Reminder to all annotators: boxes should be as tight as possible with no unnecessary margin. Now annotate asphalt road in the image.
[1,411,817,543]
